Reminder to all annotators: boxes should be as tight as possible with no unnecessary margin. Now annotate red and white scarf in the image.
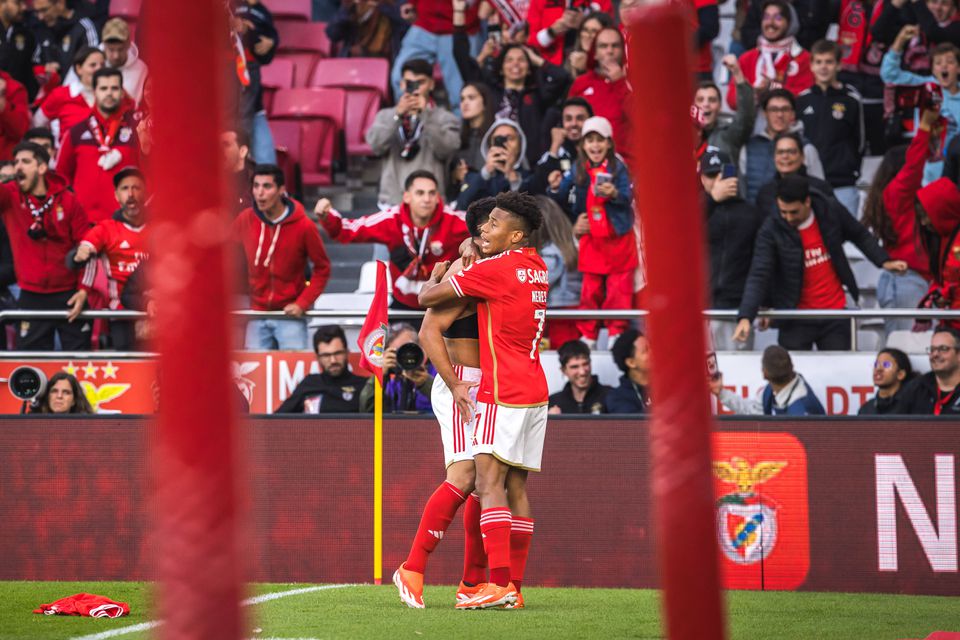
[754,36,802,88]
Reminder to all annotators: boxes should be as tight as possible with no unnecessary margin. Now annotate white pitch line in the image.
[70,584,362,640]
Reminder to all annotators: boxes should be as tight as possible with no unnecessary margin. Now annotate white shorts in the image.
[433,365,482,468]
[472,401,548,472]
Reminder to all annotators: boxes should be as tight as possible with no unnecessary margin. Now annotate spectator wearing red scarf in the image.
[727,0,813,109]
[56,67,140,223]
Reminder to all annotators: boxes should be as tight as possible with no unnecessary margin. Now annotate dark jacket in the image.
[755,171,836,219]
[857,388,905,415]
[895,372,960,415]
[738,190,891,321]
[325,1,407,60]
[453,29,570,167]
[706,195,765,308]
[548,375,611,414]
[33,13,99,74]
[275,370,367,413]
[797,84,865,188]
[234,2,277,119]
[456,167,534,209]
[530,137,577,195]
[0,21,38,100]
[605,374,650,414]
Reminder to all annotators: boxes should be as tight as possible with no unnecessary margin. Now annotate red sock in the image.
[480,507,512,586]
[510,517,534,592]
[462,494,486,585]
[405,482,466,574]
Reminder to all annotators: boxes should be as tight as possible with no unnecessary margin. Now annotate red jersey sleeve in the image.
[56,130,78,183]
[449,255,506,300]
[321,208,399,245]
[81,220,108,251]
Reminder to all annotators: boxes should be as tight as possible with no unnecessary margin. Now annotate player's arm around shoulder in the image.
[419,259,461,307]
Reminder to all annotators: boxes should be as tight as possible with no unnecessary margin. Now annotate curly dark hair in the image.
[35,372,94,414]
[494,191,543,234]
[465,197,496,238]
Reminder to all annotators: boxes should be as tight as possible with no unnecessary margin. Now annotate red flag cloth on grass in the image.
[357,260,388,381]
[34,593,130,618]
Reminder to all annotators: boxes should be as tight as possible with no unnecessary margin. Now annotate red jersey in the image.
[57,110,141,223]
[449,247,549,407]
[79,216,148,309]
[321,201,469,309]
[797,216,846,310]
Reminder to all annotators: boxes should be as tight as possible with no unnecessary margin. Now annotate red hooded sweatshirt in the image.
[883,128,935,280]
[57,108,141,223]
[321,200,468,308]
[233,197,331,311]
[0,71,29,161]
[0,171,89,294]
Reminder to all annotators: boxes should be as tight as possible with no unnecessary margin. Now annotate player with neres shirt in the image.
[392,198,494,610]
[419,191,548,610]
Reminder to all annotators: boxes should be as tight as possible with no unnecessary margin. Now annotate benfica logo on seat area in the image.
[712,433,810,590]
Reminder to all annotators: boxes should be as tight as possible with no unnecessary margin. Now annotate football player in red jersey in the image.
[392,198,494,609]
[419,191,548,610]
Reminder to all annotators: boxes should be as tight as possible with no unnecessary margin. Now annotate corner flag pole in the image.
[627,3,727,639]
[374,376,383,585]
[147,0,244,638]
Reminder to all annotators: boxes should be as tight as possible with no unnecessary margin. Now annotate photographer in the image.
[360,323,435,413]
[455,119,532,209]
[366,58,461,208]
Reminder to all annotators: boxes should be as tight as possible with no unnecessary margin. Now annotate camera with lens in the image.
[405,79,421,94]
[8,366,47,409]
[394,342,425,371]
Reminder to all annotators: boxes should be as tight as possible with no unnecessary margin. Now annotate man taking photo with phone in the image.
[456,118,533,209]
[367,58,461,209]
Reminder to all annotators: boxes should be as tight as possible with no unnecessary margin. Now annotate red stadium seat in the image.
[309,58,389,156]
[275,22,332,87]
[269,88,346,187]
[110,0,142,20]
[264,0,312,21]
[260,59,295,114]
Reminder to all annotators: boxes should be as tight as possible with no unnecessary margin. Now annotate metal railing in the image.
[0,308,958,354]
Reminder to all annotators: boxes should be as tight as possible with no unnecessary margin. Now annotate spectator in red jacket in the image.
[56,67,140,223]
[569,27,631,160]
[727,0,814,109]
[547,116,636,345]
[233,164,332,350]
[69,166,148,350]
[33,46,103,142]
[526,0,612,67]
[0,142,90,349]
[878,108,941,332]
[315,169,469,316]
[0,72,28,161]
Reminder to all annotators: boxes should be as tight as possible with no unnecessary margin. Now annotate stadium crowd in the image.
[0,0,957,414]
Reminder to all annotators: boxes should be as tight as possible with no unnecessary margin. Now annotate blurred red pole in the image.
[627,4,727,640]
[146,0,244,638]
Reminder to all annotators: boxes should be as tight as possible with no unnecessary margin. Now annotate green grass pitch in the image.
[0,581,957,640]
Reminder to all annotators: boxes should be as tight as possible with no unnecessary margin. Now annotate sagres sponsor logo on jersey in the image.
[362,323,387,368]
[712,432,810,589]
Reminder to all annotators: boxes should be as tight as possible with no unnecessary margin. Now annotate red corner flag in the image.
[357,260,388,381]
